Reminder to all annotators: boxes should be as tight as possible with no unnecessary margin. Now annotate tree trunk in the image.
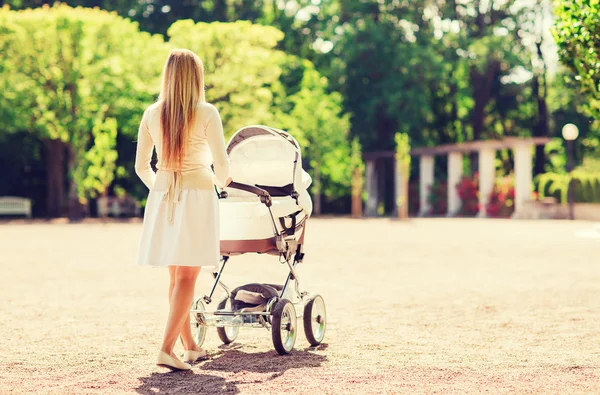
[450,81,458,141]
[213,0,228,21]
[66,144,84,221]
[470,60,500,172]
[472,90,486,143]
[351,167,363,218]
[533,74,548,175]
[533,41,549,176]
[43,138,65,218]
[383,158,394,214]
[471,61,500,141]
[313,163,321,216]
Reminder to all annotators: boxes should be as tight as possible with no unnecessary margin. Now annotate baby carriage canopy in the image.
[224,125,312,215]
[218,125,312,255]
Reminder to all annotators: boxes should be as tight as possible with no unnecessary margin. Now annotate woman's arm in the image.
[134,110,156,189]
[204,105,230,187]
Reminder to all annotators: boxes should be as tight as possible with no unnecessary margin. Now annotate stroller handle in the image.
[226,181,272,207]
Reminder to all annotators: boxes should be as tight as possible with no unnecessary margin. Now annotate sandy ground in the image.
[1,217,600,394]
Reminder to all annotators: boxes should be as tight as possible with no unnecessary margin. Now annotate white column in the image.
[419,155,434,216]
[478,148,495,218]
[513,143,533,218]
[365,159,378,216]
[447,152,463,216]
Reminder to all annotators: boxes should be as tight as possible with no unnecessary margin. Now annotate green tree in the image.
[283,63,354,214]
[1,0,275,36]
[0,4,167,216]
[553,0,600,119]
[548,67,600,170]
[167,19,286,138]
[168,19,356,213]
[294,1,529,148]
[455,0,529,142]
[323,1,441,151]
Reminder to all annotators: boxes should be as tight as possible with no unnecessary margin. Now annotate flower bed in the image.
[486,177,515,218]
[427,181,447,216]
[457,175,479,216]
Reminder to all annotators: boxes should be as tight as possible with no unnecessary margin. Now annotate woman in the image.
[135,49,231,371]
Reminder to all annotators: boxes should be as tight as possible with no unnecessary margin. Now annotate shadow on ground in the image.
[201,345,328,382]
[134,346,327,394]
[135,371,239,394]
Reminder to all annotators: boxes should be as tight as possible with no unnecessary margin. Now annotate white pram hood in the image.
[219,126,312,253]
[224,125,312,216]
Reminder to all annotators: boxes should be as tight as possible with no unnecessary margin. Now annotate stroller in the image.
[189,125,327,355]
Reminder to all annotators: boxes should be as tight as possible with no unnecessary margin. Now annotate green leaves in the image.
[0,5,168,201]
[168,20,286,137]
[536,171,600,204]
[553,0,600,118]
[282,61,357,201]
[77,117,118,198]
[0,6,357,208]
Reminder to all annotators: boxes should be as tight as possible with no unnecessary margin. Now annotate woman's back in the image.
[135,101,229,189]
[143,101,225,171]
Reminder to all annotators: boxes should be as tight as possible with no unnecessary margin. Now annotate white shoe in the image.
[156,351,192,371]
[183,349,208,363]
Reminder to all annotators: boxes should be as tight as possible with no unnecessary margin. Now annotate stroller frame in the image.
[188,181,326,355]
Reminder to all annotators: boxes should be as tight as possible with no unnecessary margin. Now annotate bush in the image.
[409,182,420,215]
[457,175,479,216]
[535,171,600,204]
[427,181,447,216]
[487,178,515,218]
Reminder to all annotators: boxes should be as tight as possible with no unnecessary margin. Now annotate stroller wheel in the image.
[303,295,326,346]
[271,299,297,355]
[216,297,239,344]
[190,297,207,348]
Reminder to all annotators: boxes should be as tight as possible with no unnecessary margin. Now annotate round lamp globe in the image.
[562,123,579,141]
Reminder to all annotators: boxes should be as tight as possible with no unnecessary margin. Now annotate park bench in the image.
[0,196,32,218]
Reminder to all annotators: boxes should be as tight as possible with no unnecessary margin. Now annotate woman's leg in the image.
[167,266,201,352]
[161,266,201,356]
[168,266,176,300]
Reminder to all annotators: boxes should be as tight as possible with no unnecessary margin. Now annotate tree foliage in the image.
[0,0,597,217]
[282,61,357,211]
[167,20,358,207]
[278,0,534,158]
[536,170,600,204]
[0,7,357,215]
[553,0,600,119]
[167,19,286,138]
[0,4,167,216]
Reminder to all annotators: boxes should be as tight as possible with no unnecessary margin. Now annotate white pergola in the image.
[363,137,551,218]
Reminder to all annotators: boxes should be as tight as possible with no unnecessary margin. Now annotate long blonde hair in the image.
[159,49,206,168]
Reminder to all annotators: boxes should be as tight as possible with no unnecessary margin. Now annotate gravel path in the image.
[1,218,599,394]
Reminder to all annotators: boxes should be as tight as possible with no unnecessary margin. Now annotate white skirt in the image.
[137,188,220,267]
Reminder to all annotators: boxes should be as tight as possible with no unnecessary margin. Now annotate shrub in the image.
[408,182,420,215]
[457,175,479,216]
[487,178,515,218]
[535,171,600,204]
[427,181,447,216]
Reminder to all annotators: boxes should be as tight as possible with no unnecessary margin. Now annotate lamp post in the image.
[562,123,579,220]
